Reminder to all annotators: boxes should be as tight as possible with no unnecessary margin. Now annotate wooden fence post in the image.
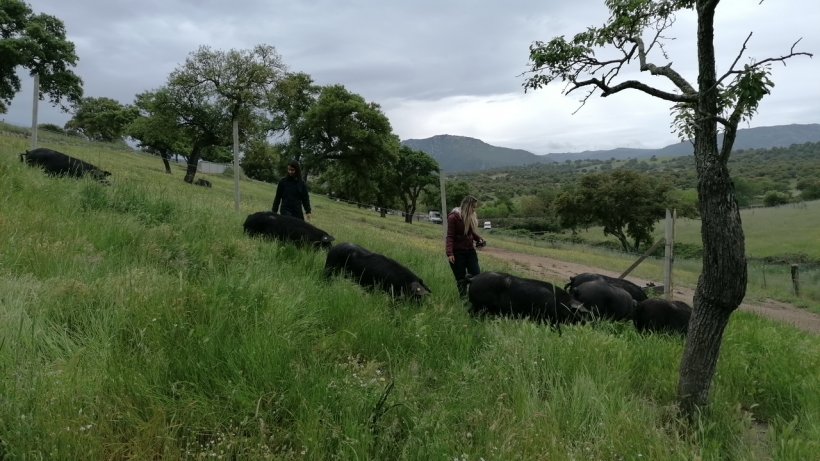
[663,209,676,300]
[30,73,39,150]
[791,264,800,296]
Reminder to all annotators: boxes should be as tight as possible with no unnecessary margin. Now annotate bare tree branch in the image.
[569,77,695,102]
[632,35,697,94]
[716,32,753,87]
[718,36,813,87]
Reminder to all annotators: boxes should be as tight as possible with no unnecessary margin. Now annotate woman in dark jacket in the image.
[445,195,486,297]
[272,160,312,220]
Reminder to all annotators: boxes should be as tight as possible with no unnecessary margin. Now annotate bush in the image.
[796,180,820,200]
[763,191,791,207]
[38,123,64,134]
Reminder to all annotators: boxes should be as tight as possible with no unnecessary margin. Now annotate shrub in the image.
[763,191,791,207]
[38,123,65,134]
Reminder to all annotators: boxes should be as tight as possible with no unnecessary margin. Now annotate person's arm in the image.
[271,180,283,213]
[301,181,312,219]
[471,225,486,248]
[446,213,456,262]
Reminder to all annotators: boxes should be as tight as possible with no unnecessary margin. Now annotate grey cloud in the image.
[4,0,818,153]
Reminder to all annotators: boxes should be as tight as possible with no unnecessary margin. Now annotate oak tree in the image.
[395,146,440,223]
[65,96,137,142]
[554,170,669,252]
[128,89,191,174]
[294,84,400,183]
[0,0,83,113]
[169,44,286,184]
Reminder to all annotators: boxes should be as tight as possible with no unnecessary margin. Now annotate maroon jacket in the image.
[445,210,483,257]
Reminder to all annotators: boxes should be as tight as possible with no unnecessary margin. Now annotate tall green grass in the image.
[2,131,819,459]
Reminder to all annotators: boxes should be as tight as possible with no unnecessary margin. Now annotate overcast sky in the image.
[4,0,818,154]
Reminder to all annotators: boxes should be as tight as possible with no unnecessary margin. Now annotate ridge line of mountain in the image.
[402,123,820,173]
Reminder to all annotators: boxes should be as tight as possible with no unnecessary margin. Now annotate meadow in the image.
[1,130,819,460]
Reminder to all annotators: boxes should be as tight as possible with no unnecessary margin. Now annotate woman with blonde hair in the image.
[445,195,486,297]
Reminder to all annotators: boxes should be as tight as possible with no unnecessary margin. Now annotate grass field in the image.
[2,128,819,460]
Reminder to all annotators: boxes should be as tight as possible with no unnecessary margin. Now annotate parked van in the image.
[483,221,492,231]
[429,211,443,224]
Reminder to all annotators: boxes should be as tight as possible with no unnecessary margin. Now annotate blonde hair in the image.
[460,195,479,236]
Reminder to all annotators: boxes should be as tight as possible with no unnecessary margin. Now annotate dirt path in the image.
[481,246,820,335]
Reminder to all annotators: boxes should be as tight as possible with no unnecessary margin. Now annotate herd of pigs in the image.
[19,147,692,336]
[243,211,692,335]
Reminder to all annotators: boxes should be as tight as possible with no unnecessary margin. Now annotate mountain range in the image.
[402,123,820,173]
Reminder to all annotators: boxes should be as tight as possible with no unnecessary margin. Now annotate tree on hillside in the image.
[128,88,191,174]
[395,147,440,223]
[0,0,83,113]
[321,162,383,208]
[554,170,669,252]
[524,0,812,416]
[240,139,284,183]
[65,97,138,142]
[294,84,400,183]
[162,76,231,183]
[168,44,286,184]
[369,161,403,218]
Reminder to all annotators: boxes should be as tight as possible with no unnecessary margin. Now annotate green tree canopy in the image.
[165,67,232,183]
[295,84,400,182]
[0,0,83,113]
[555,170,670,252]
[796,179,820,201]
[394,146,440,223]
[128,88,191,174]
[64,96,137,142]
[240,140,284,183]
[167,44,286,183]
[173,44,286,123]
[445,180,472,211]
[268,72,320,135]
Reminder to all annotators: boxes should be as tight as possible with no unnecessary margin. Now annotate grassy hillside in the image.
[662,202,820,261]
[2,131,820,460]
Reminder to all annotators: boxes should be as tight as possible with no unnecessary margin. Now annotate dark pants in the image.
[449,249,480,297]
[280,206,304,220]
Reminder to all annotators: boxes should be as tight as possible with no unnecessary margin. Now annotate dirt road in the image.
[482,246,820,335]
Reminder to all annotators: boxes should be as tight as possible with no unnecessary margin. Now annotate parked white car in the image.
[483,221,492,231]
[429,211,443,224]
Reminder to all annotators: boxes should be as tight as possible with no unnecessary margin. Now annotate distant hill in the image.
[401,135,550,172]
[403,123,820,173]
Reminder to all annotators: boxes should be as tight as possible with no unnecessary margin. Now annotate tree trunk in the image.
[184,148,201,183]
[679,156,747,415]
[404,204,416,223]
[677,0,747,419]
[678,295,733,416]
[160,151,172,174]
[612,229,631,253]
